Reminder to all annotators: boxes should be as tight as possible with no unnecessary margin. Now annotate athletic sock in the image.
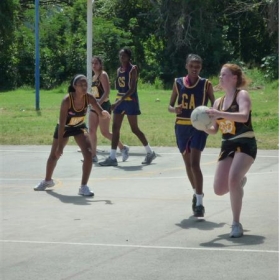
[110,149,117,160]
[196,194,203,206]
[144,144,152,154]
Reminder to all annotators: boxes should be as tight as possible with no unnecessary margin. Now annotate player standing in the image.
[34,74,110,196]
[88,56,129,163]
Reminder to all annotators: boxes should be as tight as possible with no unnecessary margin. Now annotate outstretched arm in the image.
[88,94,110,119]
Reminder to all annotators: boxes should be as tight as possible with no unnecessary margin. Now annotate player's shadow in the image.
[46,190,113,206]
[115,165,144,171]
[176,216,226,231]
[200,233,266,248]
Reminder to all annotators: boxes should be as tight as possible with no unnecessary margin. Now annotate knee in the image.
[190,162,201,173]
[213,182,228,196]
[82,148,92,160]
[131,127,140,135]
[214,187,224,196]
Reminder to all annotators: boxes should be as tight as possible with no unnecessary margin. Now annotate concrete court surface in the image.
[0,145,279,280]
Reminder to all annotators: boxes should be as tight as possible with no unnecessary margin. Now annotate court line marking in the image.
[0,240,277,254]
[1,171,278,181]
[0,149,278,158]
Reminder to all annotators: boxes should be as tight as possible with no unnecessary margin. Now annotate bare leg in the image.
[88,110,99,157]
[182,152,195,189]
[111,113,125,149]
[75,133,92,185]
[213,157,232,195]
[127,115,148,146]
[228,153,254,223]
[213,153,253,223]
[99,117,124,150]
[45,138,68,181]
[189,148,203,194]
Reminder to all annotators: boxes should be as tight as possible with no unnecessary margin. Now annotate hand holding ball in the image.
[191,106,212,131]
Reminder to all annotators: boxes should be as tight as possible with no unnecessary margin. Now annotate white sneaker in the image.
[229,222,243,238]
[34,180,55,191]
[121,145,130,162]
[78,185,94,197]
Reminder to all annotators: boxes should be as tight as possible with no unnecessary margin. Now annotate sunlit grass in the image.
[0,72,278,149]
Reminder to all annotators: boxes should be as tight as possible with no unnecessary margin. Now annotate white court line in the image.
[0,171,278,181]
[0,149,278,158]
[1,171,278,181]
[0,240,277,254]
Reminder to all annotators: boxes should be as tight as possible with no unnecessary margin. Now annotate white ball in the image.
[190,106,212,131]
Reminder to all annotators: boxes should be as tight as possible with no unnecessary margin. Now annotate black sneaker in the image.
[194,205,205,218]
[192,194,196,213]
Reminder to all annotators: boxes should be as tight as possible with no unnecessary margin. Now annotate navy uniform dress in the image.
[175,76,210,154]
[114,64,141,115]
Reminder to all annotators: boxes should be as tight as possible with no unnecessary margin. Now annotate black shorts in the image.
[218,137,257,161]
[90,100,111,114]
[53,124,88,139]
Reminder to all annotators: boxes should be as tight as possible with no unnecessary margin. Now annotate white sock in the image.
[196,194,203,206]
[110,149,117,159]
[144,144,152,154]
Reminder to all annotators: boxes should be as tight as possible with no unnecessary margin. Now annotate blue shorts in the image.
[175,124,208,154]
[113,99,141,115]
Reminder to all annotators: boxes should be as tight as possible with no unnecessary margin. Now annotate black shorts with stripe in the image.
[218,137,257,161]
[90,100,111,114]
[53,124,88,139]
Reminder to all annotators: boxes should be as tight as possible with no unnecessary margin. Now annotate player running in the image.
[168,54,215,217]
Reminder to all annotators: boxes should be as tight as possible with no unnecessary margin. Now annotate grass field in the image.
[0,78,278,149]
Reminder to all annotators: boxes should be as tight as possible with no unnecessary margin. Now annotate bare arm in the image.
[207,90,251,123]
[88,94,110,119]
[168,80,182,114]
[204,98,220,135]
[206,81,215,106]
[56,95,69,157]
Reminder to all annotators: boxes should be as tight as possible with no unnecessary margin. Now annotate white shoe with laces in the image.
[121,145,130,162]
[34,180,55,191]
[229,222,243,238]
[78,185,94,197]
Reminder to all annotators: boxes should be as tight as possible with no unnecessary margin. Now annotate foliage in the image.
[0,0,278,90]
[261,54,279,80]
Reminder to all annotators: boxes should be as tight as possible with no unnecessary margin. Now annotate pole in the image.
[87,0,93,92]
[35,0,40,110]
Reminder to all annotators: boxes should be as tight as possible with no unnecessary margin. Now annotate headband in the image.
[72,74,87,86]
